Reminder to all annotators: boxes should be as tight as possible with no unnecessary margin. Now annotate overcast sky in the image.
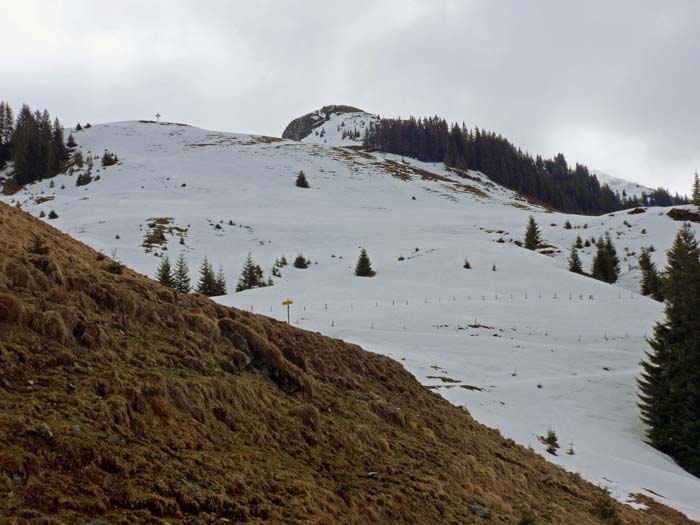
[3,0,698,194]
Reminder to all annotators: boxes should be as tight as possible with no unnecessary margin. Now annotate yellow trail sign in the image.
[282,299,293,324]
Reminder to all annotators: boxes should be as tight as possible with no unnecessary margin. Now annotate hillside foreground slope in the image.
[0,203,697,523]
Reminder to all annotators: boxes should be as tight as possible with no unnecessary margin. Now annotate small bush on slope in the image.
[0,201,694,525]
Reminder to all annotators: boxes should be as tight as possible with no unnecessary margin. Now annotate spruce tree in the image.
[591,237,608,282]
[215,266,228,296]
[49,118,69,176]
[196,257,218,296]
[296,170,309,188]
[575,235,583,249]
[604,233,620,283]
[293,254,308,269]
[155,255,175,288]
[591,235,620,283]
[236,253,264,292]
[355,248,375,277]
[568,245,583,274]
[174,253,191,293]
[638,224,700,476]
[638,247,664,301]
[524,216,542,250]
[0,102,13,167]
[692,172,700,207]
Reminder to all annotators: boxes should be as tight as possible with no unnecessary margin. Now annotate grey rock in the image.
[470,504,492,519]
[34,422,53,440]
[282,105,365,141]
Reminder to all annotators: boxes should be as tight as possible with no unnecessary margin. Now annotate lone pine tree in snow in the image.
[568,245,583,274]
[174,253,191,293]
[524,216,542,250]
[293,254,309,269]
[295,170,309,188]
[638,224,700,476]
[355,248,375,277]
[638,247,664,301]
[692,172,700,206]
[155,255,175,288]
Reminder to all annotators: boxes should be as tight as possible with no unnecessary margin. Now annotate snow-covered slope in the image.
[300,109,379,146]
[4,118,700,518]
[593,169,653,199]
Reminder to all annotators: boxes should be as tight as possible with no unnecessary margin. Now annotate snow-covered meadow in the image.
[3,118,699,518]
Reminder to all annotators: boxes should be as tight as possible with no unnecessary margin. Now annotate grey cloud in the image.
[2,0,698,193]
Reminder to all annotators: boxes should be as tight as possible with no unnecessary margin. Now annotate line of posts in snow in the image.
[238,291,642,340]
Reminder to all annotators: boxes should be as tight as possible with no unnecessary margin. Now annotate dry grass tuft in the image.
[0,292,22,324]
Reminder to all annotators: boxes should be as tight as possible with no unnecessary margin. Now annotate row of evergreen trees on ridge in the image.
[362,116,689,215]
[155,249,376,296]
[0,101,72,186]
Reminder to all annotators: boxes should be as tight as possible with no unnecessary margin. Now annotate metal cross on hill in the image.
[155,113,161,122]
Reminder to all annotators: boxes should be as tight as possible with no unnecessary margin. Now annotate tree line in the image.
[362,117,688,215]
[155,248,376,297]
[0,101,72,186]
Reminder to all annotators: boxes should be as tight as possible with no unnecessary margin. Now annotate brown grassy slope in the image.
[0,201,694,525]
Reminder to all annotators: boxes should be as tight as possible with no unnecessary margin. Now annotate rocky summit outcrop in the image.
[282,105,365,141]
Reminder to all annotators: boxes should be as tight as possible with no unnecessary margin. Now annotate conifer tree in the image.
[295,170,309,188]
[293,254,308,269]
[591,235,620,283]
[638,247,664,301]
[236,253,265,292]
[524,216,542,250]
[66,133,77,149]
[101,150,118,167]
[591,237,608,282]
[692,172,700,207]
[568,245,583,274]
[174,253,191,293]
[49,118,69,175]
[604,233,620,282]
[638,224,700,476]
[0,102,13,167]
[214,266,228,296]
[575,235,583,249]
[355,248,375,277]
[155,255,175,288]
[196,257,218,296]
